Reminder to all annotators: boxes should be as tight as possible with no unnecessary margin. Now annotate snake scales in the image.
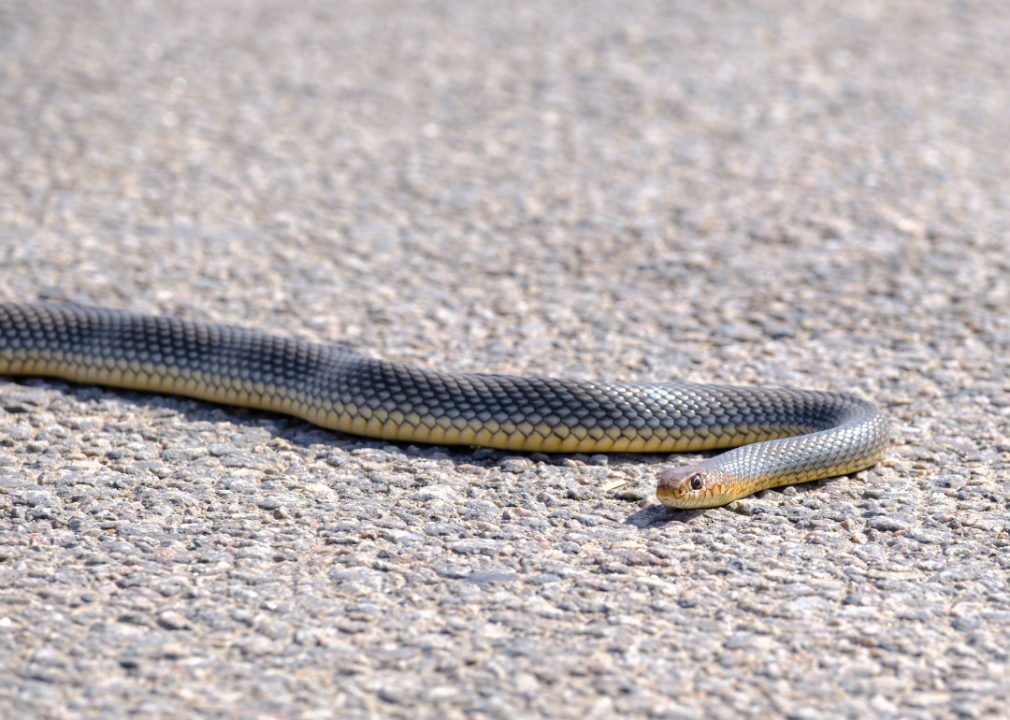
[0,303,888,508]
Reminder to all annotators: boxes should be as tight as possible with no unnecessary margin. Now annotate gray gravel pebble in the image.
[3,1,1010,718]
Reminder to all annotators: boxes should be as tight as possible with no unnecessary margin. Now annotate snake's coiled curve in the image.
[0,303,889,508]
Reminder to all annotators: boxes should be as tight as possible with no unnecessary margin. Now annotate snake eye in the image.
[690,475,703,491]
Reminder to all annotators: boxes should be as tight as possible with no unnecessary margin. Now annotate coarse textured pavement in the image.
[2,1,1010,718]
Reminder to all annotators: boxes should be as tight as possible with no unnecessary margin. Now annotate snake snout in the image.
[656,466,706,506]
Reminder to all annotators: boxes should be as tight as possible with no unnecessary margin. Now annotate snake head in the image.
[656,465,726,509]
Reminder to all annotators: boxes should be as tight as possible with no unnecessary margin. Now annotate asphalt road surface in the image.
[1,1,1009,718]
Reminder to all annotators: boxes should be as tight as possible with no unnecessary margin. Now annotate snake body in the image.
[0,303,888,508]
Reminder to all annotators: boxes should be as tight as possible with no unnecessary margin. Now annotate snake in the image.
[0,302,889,508]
